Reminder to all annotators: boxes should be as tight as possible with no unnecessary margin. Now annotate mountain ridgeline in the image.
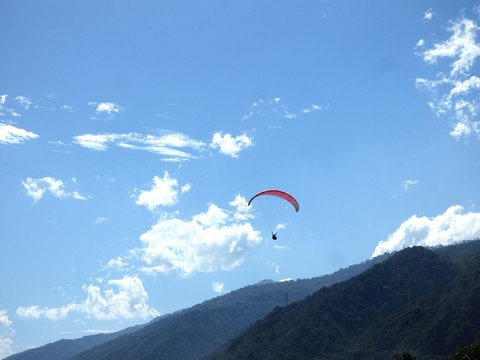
[209,243,480,359]
[7,240,480,360]
[6,252,389,360]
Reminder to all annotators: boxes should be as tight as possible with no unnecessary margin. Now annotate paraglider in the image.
[247,189,300,212]
[248,190,299,240]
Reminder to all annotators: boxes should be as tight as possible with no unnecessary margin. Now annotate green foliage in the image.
[394,352,416,360]
[210,245,480,360]
[449,338,480,359]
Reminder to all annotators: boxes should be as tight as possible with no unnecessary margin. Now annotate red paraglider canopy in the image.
[247,190,300,212]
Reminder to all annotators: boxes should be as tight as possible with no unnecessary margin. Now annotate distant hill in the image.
[4,324,144,360]
[209,243,480,359]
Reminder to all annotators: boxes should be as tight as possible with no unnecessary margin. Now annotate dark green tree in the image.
[449,338,480,360]
[394,351,416,360]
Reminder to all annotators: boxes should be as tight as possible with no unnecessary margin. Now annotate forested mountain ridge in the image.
[7,240,480,360]
[209,244,480,360]
[69,253,390,360]
[7,251,389,360]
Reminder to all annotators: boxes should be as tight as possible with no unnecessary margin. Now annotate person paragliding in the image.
[248,189,299,241]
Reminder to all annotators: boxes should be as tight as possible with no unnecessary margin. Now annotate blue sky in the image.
[2,0,480,357]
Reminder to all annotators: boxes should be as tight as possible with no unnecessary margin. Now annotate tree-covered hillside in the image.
[209,245,480,360]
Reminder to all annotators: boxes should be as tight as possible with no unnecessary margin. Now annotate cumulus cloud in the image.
[0,311,14,359]
[212,282,224,294]
[22,177,88,202]
[0,123,39,144]
[135,172,187,211]
[229,195,253,221]
[88,101,125,117]
[17,275,159,321]
[74,131,205,161]
[372,205,480,257]
[210,132,253,157]
[138,201,262,276]
[0,338,13,360]
[417,14,480,139]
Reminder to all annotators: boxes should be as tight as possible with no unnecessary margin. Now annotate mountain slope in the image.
[352,251,480,359]
[5,325,144,360]
[209,246,462,359]
[68,254,389,360]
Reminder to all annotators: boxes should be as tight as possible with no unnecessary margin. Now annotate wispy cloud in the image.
[417,12,480,139]
[17,275,159,321]
[137,197,261,276]
[134,172,187,211]
[372,205,480,257]
[242,97,326,122]
[94,216,108,224]
[22,177,88,202]
[74,131,205,161]
[210,132,253,157]
[423,8,434,21]
[403,179,419,191]
[0,123,39,144]
[14,96,33,110]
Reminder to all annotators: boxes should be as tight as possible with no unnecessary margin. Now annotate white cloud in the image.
[94,216,108,224]
[0,124,39,144]
[0,95,7,105]
[416,39,425,48]
[242,97,326,122]
[22,177,88,202]
[17,275,159,322]
[210,132,253,157]
[279,278,293,282]
[212,282,224,294]
[88,101,125,116]
[418,14,480,140]
[0,311,14,359]
[403,179,419,190]
[181,183,191,193]
[138,201,262,276]
[74,131,205,161]
[0,312,11,329]
[14,96,33,110]
[0,338,13,360]
[372,205,480,257]
[107,257,128,270]
[422,18,480,76]
[275,223,287,231]
[229,195,253,221]
[423,8,434,21]
[135,172,186,211]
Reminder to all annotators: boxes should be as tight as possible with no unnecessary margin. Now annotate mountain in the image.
[9,240,480,360]
[68,254,389,360]
[4,324,144,360]
[209,244,480,360]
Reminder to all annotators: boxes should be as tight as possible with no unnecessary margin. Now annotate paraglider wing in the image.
[247,190,300,212]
